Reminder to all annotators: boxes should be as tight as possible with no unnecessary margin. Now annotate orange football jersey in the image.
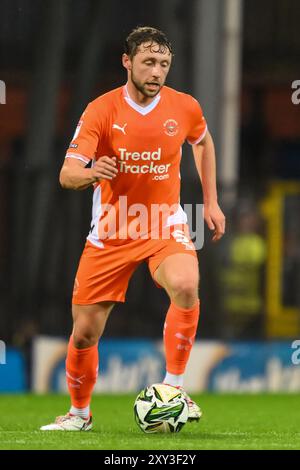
[65,84,207,245]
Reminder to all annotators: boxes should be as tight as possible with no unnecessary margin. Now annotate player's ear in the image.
[122,53,132,71]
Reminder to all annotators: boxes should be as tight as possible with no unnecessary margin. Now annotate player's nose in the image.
[151,65,161,79]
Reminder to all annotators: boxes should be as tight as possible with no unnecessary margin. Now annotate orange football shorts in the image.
[72,224,197,305]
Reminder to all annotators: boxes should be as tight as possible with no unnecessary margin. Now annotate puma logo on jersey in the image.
[113,123,127,135]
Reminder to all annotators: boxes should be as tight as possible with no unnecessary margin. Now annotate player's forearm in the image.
[59,165,96,191]
[193,132,218,204]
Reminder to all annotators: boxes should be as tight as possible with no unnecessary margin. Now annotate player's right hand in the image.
[91,156,118,181]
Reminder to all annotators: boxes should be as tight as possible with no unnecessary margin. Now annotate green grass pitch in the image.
[0,393,299,450]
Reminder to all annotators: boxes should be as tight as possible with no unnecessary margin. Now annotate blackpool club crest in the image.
[163,119,179,136]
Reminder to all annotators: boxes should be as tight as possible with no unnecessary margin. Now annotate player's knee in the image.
[71,302,113,349]
[72,330,99,349]
[167,273,199,305]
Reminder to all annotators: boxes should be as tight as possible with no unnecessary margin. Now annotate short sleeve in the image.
[186,96,207,145]
[65,103,101,164]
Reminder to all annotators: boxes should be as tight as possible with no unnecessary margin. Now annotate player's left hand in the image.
[204,202,226,242]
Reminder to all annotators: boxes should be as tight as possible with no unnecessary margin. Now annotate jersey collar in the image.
[123,84,161,116]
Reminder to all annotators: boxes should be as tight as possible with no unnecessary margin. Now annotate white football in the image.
[134,383,189,433]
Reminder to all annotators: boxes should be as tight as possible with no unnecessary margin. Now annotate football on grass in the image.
[134,383,189,433]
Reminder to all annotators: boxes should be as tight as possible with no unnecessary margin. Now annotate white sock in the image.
[163,372,184,388]
[70,405,90,419]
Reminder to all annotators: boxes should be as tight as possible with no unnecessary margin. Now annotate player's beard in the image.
[131,71,163,98]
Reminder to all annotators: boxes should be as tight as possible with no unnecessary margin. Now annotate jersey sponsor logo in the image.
[112,123,127,135]
[118,147,171,180]
[164,119,179,136]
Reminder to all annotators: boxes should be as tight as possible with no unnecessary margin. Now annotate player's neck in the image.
[125,81,159,107]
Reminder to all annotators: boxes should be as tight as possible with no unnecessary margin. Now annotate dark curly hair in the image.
[124,26,173,59]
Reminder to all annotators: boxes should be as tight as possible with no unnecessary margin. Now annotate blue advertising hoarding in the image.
[32,337,300,393]
[0,348,26,392]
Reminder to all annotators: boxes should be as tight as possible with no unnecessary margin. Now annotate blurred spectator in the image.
[282,195,300,308]
[219,201,267,338]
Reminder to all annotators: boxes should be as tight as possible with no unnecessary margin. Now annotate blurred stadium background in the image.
[0,0,300,397]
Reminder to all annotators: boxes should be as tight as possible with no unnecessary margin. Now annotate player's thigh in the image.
[153,252,199,295]
[73,241,138,304]
[72,301,115,341]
